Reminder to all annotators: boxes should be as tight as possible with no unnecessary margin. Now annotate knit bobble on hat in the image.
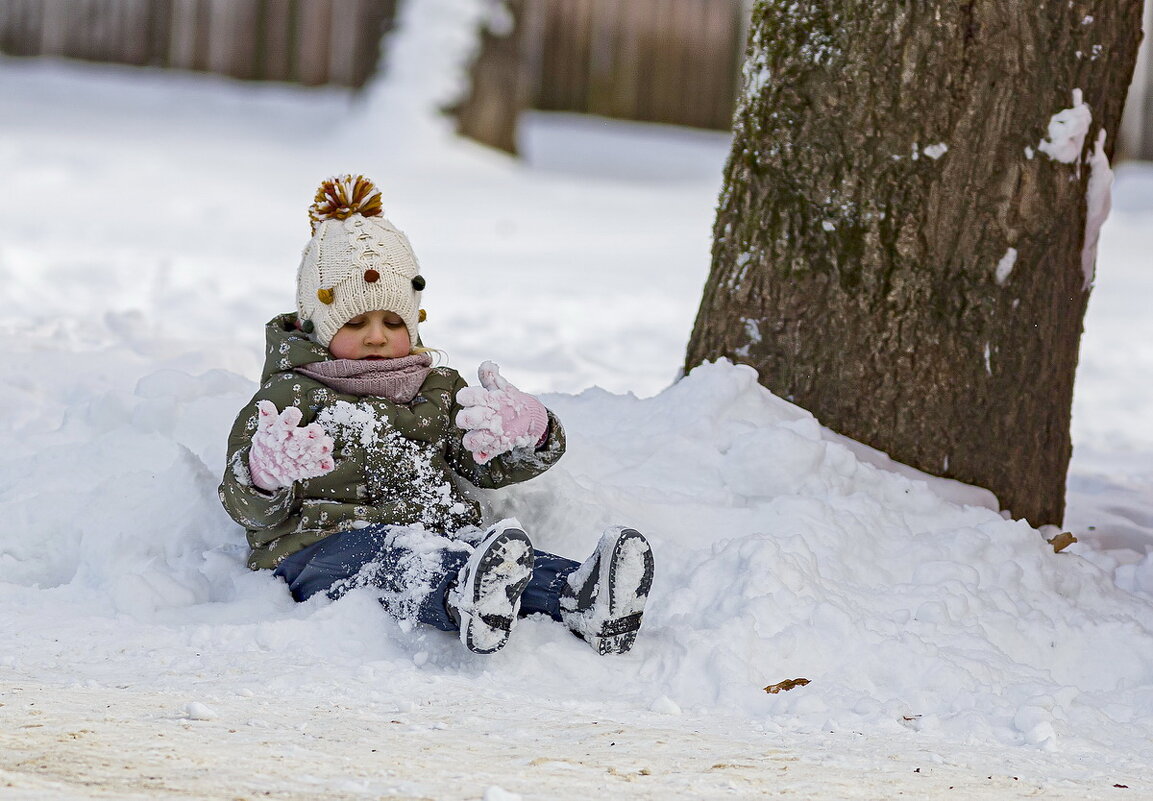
[309,175,382,232]
[296,175,424,349]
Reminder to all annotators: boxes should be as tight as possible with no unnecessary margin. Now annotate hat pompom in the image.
[308,175,383,233]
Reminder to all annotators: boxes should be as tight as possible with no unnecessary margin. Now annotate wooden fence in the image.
[8,0,1149,159]
[1118,0,1153,161]
[456,0,750,153]
[458,0,1153,162]
[0,0,397,87]
[530,0,748,131]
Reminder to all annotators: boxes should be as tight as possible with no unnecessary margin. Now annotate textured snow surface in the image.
[2,0,1153,797]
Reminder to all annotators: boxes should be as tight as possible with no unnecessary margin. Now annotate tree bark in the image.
[685,1,1144,526]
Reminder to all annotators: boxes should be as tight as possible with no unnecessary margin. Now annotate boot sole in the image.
[568,527,654,655]
[598,528,654,654]
[454,526,534,655]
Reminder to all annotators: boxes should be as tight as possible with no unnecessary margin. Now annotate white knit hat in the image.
[296,175,426,348]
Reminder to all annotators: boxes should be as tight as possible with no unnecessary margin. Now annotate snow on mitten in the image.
[455,361,549,465]
[248,400,336,491]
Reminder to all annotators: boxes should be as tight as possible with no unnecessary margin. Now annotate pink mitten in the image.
[248,400,336,491]
[455,361,549,465]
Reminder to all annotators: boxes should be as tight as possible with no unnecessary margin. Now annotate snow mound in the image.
[497,361,1153,752]
[4,356,1153,758]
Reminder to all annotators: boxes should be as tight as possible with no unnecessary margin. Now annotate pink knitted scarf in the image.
[296,353,433,403]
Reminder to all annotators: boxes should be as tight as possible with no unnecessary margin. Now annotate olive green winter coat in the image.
[219,314,566,570]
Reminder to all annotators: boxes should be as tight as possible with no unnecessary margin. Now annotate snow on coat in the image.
[219,314,565,569]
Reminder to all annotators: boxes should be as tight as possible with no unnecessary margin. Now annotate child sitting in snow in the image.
[219,175,654,655]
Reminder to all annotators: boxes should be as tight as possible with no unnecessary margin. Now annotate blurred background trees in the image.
[454,0,748,153]
[0,0,398,87]
[1,1,1150,159]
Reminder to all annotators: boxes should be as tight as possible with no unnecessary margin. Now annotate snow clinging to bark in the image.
[994,248,1018,285]
[1082,129,1114,290]
[738,27,771,113]
[742,59,771,97]
[734,317,763,358]
[1033,89,1110,290]
[728,249,754,290]
[482,0,516,36]
[1038,89,1092,164]
[922,143,949,160]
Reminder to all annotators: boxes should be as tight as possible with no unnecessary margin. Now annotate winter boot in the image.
[560,527,654,655]
[446,522,535,654]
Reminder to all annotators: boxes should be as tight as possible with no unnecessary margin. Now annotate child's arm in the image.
[218,379,329,536]
[455,362,549,464]
[445,366,566,489]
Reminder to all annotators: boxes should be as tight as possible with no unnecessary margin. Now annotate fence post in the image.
[0,0,43,57]
[1119,0,1152,160]
[295,0,332,85]
[326,0,358,86]
[38,0,70,57]
[259,0,294,82]
[168,0,211,72]
[205,0,256,79]
[585,0,615,116]
[521,0,548,106]
[168,0,195,70]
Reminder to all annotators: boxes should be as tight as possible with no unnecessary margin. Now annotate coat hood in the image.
[261,313,333,382]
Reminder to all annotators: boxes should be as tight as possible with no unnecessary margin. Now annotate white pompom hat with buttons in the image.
[296,175,426,349]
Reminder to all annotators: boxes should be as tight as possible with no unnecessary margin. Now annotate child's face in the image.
[328,310,412,360]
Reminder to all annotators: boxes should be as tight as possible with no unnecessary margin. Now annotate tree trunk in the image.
[685,1,1144,526]
[454,0,539,155]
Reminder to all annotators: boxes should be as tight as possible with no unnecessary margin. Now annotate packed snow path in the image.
[0,682,1142,800]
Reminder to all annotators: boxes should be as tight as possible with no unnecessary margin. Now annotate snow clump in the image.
[922,143,949,160]
[1038,89,1092,164]
[1082,128,1114,290]
[994,247,1018,285]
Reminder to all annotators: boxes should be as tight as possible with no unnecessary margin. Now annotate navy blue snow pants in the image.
[272,524,580,632]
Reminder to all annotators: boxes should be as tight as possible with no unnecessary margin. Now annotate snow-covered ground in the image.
[3,2,1153,798]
